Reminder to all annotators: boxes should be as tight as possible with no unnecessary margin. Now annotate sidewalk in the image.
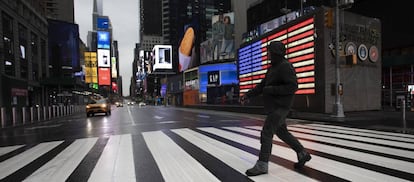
[185,105,414,134]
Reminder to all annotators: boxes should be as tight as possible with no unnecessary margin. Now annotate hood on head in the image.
[268,41,286,56]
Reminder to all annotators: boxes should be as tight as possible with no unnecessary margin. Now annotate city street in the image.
[0,105,413,181]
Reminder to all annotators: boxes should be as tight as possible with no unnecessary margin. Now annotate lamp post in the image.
[333,0,345,118]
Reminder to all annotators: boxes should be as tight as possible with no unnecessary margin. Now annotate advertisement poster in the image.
[98,67,111,86]
[97,31,110,49]
[152,45,173,71]
[97,49,110,67]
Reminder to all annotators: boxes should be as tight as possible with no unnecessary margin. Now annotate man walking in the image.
[240,41,311,176]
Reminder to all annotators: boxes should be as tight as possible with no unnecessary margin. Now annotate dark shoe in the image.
[294,151,311,169]
[245,160,268,176]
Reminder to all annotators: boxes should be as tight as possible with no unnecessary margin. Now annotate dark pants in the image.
[258,108,304,162]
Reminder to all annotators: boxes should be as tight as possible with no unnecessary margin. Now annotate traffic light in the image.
[324,8,333,28]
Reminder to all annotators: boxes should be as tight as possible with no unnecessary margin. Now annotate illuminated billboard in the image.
[97,17,109,29]
[111,57,117,78]
[97,49,110,67]
[97,31,110,49]
[238,17,316,95]
[152,45,172,71]
[98,67,111,85]
[179,27,195,72]
[84,52,98,83]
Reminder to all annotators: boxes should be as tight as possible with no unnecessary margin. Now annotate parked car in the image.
[86,99,111,117]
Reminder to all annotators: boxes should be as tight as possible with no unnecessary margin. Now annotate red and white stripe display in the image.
[238,17,316,95]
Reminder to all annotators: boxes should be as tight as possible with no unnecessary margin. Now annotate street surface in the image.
[0,105,413,182]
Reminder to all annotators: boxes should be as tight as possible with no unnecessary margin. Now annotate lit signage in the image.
[238,17,316,95]
[97,49,110,67]
[97,31,110,49]
[207,71,220,85]
[98,67,111,86]
[97,17,109,29]
[152,45,173,71]
[111,57,117,78]
[84,52,98,83]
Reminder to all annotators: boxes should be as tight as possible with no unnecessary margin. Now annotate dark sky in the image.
[348,0,413,49]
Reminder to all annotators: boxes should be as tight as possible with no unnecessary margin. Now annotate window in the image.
[2,13,15,76]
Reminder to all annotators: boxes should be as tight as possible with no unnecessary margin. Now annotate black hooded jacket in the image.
[245,41,298,112]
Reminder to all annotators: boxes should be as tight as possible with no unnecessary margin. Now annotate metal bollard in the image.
[22,107,27,124]
[44,106,47,120]
[12,107,16,126]
[37,107,41,121]
[49,106,52,120]
[402,99,406,133]
[30,107,34,123]
[1,107,5,128]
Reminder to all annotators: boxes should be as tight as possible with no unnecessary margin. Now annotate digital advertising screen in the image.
[97,49,110,67]
[111,57,117,78]
[84,52,98,83]
[238,17,316,96]
[97,17,109,29]
[98,67,111,86]
[199,62,238,93]
[152,45,173,71]
[97,31,110,49]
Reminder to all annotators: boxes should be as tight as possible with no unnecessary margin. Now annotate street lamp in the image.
[332,0,345,118]
[332,0,353,118]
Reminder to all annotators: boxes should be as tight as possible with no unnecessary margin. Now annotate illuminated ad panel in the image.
[152,45,172,71]
[97,49,110,67]
[85,52,98,83]
[97,31,110,49]
[97,17,109,29]
[111,57,117,78]
[98,67,111,86]
[238,17,315,95]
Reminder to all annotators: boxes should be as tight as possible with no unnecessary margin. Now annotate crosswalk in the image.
[1,123,414,182]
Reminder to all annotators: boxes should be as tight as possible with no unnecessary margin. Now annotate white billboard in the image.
[152,45,172,71]
[97,49,110,67]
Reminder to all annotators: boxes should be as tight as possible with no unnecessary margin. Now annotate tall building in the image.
[0,0,49,111]
[42,0,75,23]
[160,0,231,72]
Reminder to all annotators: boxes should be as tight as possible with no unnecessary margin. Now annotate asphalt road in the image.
[0,105,413,182]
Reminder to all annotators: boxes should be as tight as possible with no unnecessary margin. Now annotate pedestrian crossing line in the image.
[289,124,414,144]
[130,134,164,182]
[88,134,136,182]
[66,137,110,181]
[247,126,414,160]
[164,130,254,182]
[228,126,414,180]
[306,124,414,139]
[172,128,318,182]
[142,130,220,182]
[283,126,414,150]
[23,137,98,182]
[194,127,347,182]
[0,145,24,156]
[200,127,411,182]
[0,141,63,179]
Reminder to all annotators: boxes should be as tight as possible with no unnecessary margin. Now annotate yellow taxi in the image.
[86,98,111,117]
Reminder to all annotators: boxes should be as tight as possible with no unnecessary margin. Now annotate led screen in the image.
[152,45,173,71]
[98,67,111,86]
[97,49,110,67]
[199,63,238,93]
[97,31,110,49]
[97,17,109,29]
[238,17,316,95]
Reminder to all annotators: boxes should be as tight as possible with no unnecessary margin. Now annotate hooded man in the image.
[240,41,311,176]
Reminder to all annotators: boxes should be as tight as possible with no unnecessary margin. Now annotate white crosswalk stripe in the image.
[0,124,413,181]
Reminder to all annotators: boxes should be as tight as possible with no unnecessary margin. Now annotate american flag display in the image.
[238,17,316,96]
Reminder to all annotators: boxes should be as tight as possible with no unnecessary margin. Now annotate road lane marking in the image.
[142,131,220,182]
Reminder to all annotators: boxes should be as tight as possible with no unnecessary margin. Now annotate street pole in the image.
[333,0,345,117]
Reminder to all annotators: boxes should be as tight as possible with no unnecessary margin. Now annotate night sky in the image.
[348,0,413,50]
